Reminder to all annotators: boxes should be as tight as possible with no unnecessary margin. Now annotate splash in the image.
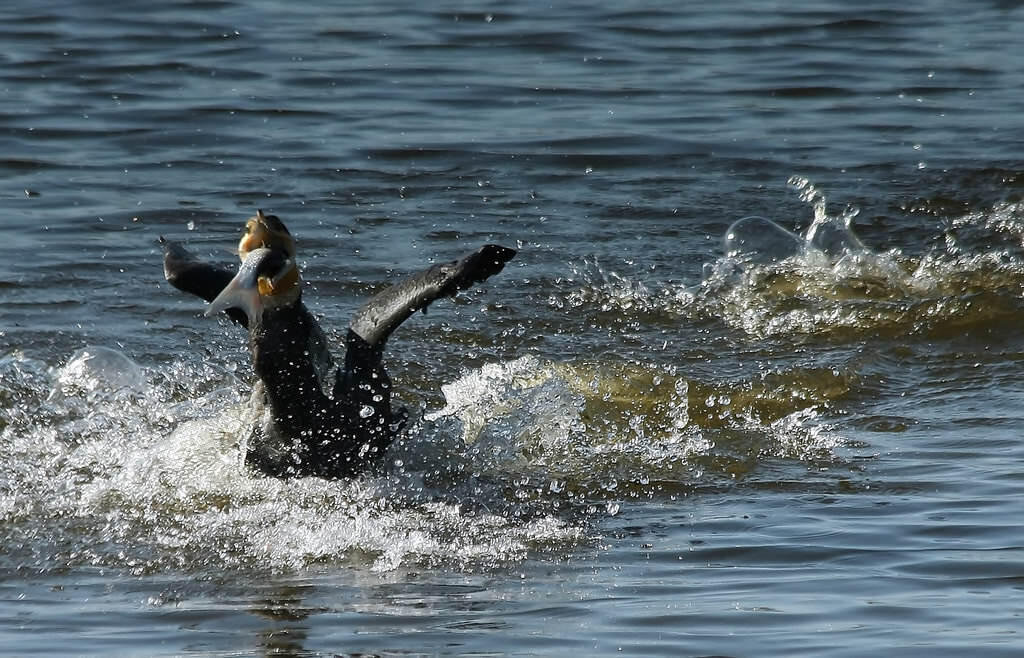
[549,177,1024,344]
[708,176,907,289]
[0,347,588,576]
[49,347,146,402]
[0,336,852,576]
[684,178,1024,339]
[427,355,845,495]
[789,175,872,261]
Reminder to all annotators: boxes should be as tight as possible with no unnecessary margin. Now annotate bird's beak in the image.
[205,247,274,326]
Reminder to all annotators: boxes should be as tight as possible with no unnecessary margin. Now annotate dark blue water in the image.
[3,1,1024,656]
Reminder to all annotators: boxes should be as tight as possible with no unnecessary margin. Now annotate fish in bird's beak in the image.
[206,247,297,325]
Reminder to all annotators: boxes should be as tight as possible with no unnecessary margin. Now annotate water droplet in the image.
[359,405,375,418]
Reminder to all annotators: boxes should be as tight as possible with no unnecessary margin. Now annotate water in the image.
[3,1,1024,655]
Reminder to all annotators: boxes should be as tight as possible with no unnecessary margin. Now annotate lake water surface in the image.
[2,1,1024,656]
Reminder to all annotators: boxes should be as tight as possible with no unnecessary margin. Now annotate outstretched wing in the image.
[349,244,516,347]
[160,237,248,327]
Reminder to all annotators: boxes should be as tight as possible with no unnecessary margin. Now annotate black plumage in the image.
[162,211,515,478]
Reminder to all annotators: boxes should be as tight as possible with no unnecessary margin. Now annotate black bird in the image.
[162,210,516,478]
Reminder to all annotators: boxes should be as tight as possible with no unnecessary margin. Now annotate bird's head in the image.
[238,209,297,260]
[206,212,301,325]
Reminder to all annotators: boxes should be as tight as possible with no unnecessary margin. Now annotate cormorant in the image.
[162,210,515,478]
